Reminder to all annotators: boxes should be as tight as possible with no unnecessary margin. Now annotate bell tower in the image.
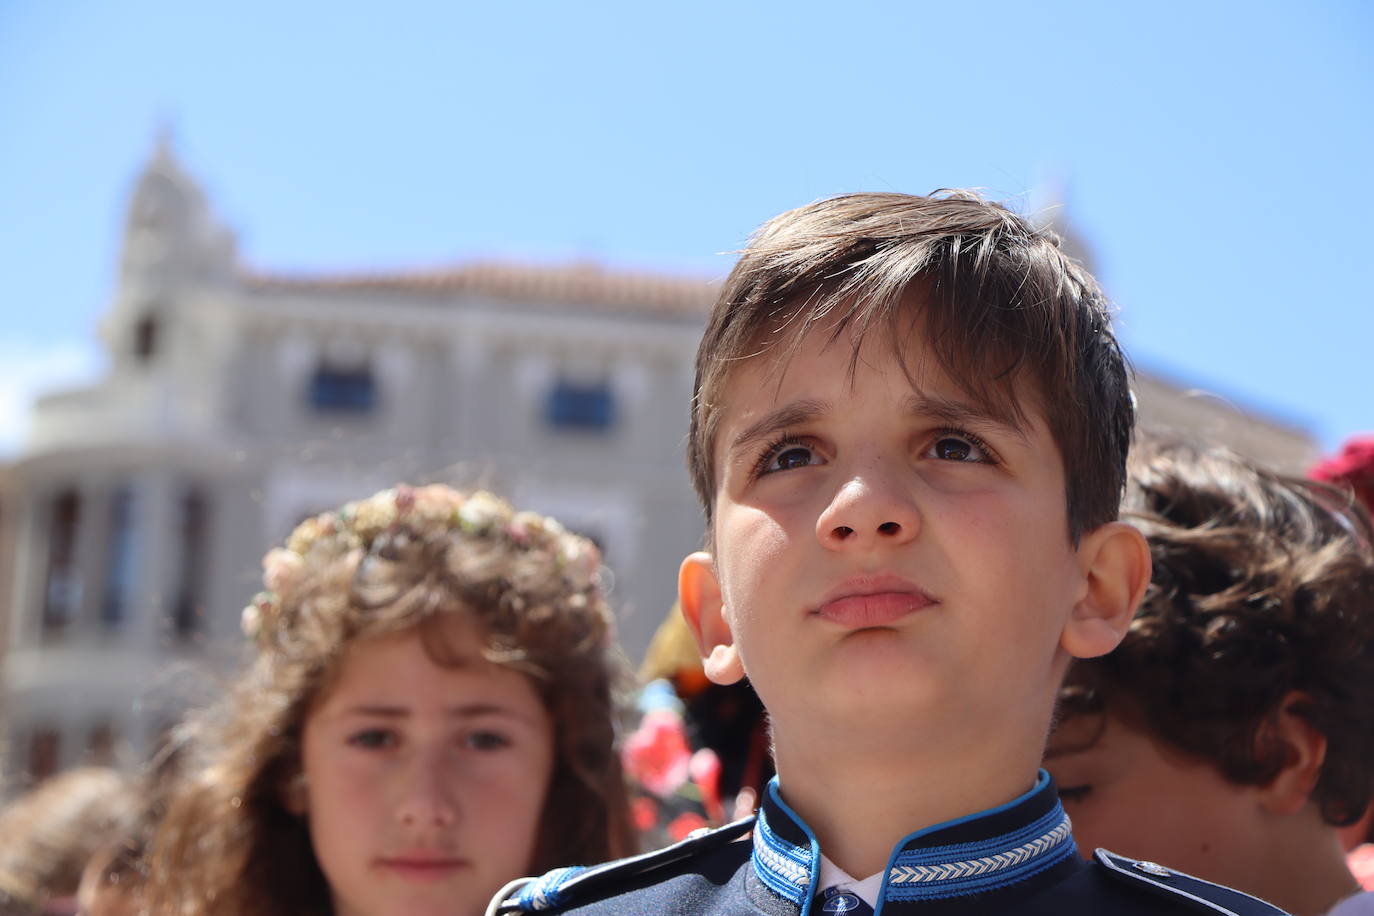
[106,126,237,371]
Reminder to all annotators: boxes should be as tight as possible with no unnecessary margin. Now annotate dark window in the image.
[172,486,209,641]
[309,364,377,413]
[87,722,117,765]
[546,380,616,432]
[134,314,159,362]
[101,487,137,627]
[43,490,81,634]
[27,728,60,783]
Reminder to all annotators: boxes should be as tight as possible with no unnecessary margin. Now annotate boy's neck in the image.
[771,725,1046,878]
[1244,813,1361,916]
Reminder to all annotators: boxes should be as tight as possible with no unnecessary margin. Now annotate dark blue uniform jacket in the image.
[493,771,1289,915]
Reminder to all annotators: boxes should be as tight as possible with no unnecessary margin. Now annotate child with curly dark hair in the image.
[0,767,139,916]
[146,485,635,916]
[1047,439,1374,916]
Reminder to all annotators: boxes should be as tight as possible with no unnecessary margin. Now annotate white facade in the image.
[0,145,1317,785]
[1,142,714,782]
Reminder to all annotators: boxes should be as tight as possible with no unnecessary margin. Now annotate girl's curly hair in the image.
[1060,439,1374,827]
[147,485,635,916]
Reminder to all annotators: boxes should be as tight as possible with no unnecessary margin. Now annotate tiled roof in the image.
[241,259,720,319]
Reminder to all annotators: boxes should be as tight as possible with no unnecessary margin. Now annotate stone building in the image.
[0,145,1317,784]
[1,141,713,781]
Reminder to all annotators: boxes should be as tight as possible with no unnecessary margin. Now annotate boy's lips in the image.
[814,574,936,628]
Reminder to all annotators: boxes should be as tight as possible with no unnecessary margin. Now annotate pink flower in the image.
[622,709,692,798]
[1349,844,1374,891]
[689,748,724,824]
[262,548,305,594]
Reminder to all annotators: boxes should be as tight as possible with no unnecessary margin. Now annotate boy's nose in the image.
[816,474,920,549]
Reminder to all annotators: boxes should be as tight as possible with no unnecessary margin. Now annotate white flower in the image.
[263,548,306,594]
[413,485,461,525]
[352,496,399,536]
[560,539,601,589]
[241,603,262,639]
[457,491,509,533]
[286,517,326,555]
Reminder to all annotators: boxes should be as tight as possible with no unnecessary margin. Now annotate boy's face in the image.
[1044,712,1260,883]
[684,320,1117,745]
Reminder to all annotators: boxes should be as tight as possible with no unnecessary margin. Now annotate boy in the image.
[493,192,1288,914]
[1046,439,1374,916]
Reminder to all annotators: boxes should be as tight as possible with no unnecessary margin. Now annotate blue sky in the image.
[1,0,1369,454]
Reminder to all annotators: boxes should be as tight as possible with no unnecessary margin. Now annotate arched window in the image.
[43,489,81,634]
[308,362,377,413]
[134,313,159,362]
[546,378,616,432]
[171,485,210,641]
[27,727,60,782]
[101,487,137,628]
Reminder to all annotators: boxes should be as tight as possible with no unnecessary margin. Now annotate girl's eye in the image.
[348,728,398,750]
[1057,784,1094,804]
[755,437,822,477]
[926,431,994,463]
[465,730,512,752]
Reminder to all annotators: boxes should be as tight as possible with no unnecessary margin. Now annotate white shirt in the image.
[817,854,884,909]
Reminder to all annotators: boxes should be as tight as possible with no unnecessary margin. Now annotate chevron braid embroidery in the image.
[751,817,812,903]
[887,819,1072,886]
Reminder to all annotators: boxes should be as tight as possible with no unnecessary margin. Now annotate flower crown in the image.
[241,484,603,645]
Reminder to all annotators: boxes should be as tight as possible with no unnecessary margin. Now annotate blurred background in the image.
[0,0,1368,788]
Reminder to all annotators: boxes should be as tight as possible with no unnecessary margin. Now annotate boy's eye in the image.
[756,437,822,477]
[465,730,512,751]
[925,431,994,463]
[347,728,398,750]
[1057,784,1094,804]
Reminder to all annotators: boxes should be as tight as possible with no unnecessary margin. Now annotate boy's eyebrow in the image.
[725,394,1028,460]
[903,393,1029,442]
[726,399,829,459]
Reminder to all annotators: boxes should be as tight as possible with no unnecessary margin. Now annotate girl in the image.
[147,485,635,916]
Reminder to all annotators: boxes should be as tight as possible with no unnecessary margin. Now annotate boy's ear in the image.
[678,551,745,686]
[1257,692,1328,817]
[1060,521,1152,659]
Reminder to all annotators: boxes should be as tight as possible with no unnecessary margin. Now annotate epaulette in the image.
[488,815,756,914]
[1095,850,1291,915]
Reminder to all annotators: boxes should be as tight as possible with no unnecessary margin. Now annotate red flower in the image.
[631,796,659,833]
[1311,434,1374,513]
[667,811,709,842]
[622,709,693,798]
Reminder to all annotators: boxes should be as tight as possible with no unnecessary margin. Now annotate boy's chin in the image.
[769,643,949,726]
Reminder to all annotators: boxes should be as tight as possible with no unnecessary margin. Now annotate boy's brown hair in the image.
[1059,439,1374,826]
[688,190,1133,542]
[0,767,139,914]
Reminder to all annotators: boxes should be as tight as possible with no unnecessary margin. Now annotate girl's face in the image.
[293,618,555,916]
